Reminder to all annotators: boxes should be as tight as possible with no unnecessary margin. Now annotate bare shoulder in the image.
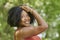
[14,27,34,37]
[15,27,35,38]
[14,29,22,38]
[14,26,47,38]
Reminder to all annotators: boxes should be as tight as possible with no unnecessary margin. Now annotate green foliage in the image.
[0,0,60,40]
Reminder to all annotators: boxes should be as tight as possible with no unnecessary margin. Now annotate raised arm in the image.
[15,6,48,38]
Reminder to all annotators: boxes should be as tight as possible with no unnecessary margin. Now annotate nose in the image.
[25,17,30,21]
[25,17,29,20]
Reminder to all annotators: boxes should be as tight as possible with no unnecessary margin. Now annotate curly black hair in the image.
[7,6,35,27]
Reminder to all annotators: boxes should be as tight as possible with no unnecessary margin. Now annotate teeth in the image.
[25,22,29,23]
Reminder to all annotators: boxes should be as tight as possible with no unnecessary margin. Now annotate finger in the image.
[22,7,27,10]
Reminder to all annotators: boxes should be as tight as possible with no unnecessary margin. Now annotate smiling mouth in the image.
[25,21,30,24]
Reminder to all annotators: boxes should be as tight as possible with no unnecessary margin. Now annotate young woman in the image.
[7,5,48,40]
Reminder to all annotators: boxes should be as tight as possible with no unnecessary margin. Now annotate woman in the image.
[7,5,48,40]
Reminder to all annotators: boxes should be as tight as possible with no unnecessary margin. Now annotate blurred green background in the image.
[0,0,60,40]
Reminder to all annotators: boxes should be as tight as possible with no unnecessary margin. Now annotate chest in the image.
[25,36,41,40]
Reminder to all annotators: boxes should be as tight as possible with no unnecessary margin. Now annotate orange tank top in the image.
[25,36,41,40]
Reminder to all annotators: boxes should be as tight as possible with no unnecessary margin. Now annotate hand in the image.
[20,5,33,12]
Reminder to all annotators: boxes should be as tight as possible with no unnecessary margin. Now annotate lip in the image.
[25,21,30,24]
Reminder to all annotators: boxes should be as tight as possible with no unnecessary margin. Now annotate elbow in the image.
[41,23,48,30]
[45,24,48,29]
[44,24,48,29]
[39,23,48,30]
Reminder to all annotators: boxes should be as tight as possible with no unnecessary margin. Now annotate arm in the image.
[29,9,48,35]
[30,9,48,27]
[21,6,48,27]
[15,6,48,38]
[21,5,48,29]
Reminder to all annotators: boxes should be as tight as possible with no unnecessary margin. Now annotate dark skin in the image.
[14,6,48,40]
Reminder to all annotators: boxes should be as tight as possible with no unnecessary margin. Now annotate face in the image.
[19,10,30,27]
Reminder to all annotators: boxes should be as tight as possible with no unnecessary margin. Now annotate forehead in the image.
[21,10,28,16]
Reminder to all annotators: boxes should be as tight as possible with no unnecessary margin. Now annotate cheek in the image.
[29,17,30,20]
[20,18,25,25]
[21,18,25,22]
[28,17,31,21]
